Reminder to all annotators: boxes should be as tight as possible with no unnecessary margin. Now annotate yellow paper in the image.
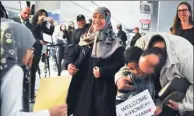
[33,76,71,111]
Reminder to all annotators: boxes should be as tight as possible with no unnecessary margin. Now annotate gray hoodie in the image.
[135,32,193,114]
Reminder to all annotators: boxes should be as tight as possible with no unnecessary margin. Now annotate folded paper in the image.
[33,76,71,111]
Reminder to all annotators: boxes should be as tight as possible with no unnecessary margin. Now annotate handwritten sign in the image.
[116,89,156,116]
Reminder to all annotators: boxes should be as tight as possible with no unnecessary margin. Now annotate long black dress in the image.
[64,44,124,116]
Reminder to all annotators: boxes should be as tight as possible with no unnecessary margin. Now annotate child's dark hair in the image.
[123,46,143,64]
[148,35,165,48]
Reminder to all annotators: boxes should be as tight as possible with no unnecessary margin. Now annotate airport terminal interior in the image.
[1,1,194,116]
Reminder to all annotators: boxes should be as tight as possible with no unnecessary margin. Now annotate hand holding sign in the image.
[49,104,68,116]
[154,106,162,116]
[116,89,156,116]
[117,77,135,91]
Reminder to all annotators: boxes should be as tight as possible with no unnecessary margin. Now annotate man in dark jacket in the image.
[11,7,35,33]
[117,24,127,47]
[71,14,90,45]
[66,21,75,45]
[130,27,141,46]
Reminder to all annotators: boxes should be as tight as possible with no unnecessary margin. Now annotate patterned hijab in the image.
[0,19,18,76]
[79,7,123,59]
[0,18,36,73]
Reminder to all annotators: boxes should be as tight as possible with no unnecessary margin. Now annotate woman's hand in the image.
[154,106,163,116]
[49,104,68,116]
[22,48,34,68]
[116,77,135,90]
[67,63,79,75]
[168,100,179,110]
[93,66,100,78]
[27,53,34,68]
[47,17,54,25]
[37,15,46,24]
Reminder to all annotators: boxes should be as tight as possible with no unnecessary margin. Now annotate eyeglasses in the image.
[178,9,189,13]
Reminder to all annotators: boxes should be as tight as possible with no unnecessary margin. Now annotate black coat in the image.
[66,29,74,45]
[117,30,127,46]
[62,30,69,40]
[11,16,35,33]
[64,45,124,116]
[71,24,90,45]
[33,22,54,52]
[130,33,141,46]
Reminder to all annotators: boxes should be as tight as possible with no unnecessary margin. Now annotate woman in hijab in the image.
[0,2,67,115]
[64,7,125,116]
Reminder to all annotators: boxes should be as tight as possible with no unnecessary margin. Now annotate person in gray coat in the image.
[136,32,193,116]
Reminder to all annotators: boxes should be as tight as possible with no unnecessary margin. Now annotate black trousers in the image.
[21,66,30,112]
[30,50,41,99]
[58,45,68,75]
[57,45,65,76]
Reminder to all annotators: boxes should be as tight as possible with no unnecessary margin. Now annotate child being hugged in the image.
[115,46,155,105]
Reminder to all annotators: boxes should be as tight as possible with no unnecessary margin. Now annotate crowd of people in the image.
[0,1,193,116]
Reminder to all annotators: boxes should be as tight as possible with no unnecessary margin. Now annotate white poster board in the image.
[116,89,156,116]
[43,33,52,43]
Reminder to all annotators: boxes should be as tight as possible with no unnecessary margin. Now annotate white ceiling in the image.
[2,1,149,31]
[92,1,142,29]
[59,1,144,30]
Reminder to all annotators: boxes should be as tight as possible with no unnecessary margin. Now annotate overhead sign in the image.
[116,89,156,116]
[140,3,153,14]
[139,19,151,24]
